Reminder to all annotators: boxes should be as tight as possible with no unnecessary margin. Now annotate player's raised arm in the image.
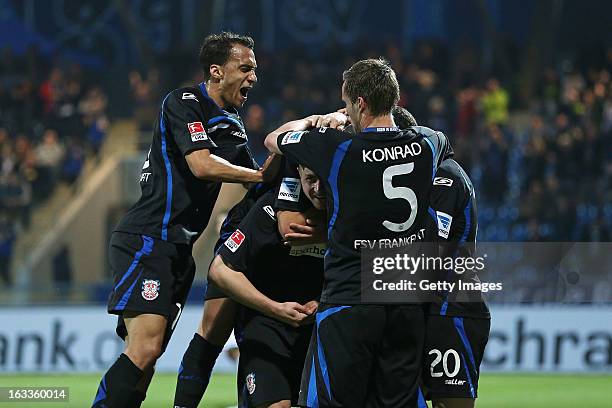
[208,255,309,327]
[264,112,349,154]
[264,115,320,154]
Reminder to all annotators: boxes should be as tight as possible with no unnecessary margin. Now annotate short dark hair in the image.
[392,106,417,128]
[199,32,255,81]
[342,58,400,117]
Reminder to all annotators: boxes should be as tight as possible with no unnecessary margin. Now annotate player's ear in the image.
[210,64,223,81]
[357,97,367,114]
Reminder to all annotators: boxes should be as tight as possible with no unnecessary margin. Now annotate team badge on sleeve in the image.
[141,279,160,301]
[278,177,301,202]
[246,372,256,394]
[436,211,453,239]
[280,131,305,145]
[187,122,208,142]
[224,230,246,252]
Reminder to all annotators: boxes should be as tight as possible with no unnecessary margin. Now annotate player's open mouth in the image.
[239,87,251,99]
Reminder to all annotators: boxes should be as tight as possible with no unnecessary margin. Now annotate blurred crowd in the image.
[0,46,109,286]
[147,42,610,243]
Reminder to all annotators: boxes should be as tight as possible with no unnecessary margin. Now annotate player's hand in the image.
[298,300,319,325]
[314,112,349,129]
[304,114,323,128]
[303,300,319,315]
[283,218,326,246]
[259,153,283,183]
[272,302,310,327]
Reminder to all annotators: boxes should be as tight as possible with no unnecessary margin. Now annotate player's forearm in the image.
[193,153,262,183]
[277,210,308,237]
[264,116,316,154]
[209,256,280,317]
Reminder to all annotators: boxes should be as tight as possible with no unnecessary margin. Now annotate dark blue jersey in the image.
[278,125,450,304]
[427,159,490,318]
[217,191,325,306]
[115,83,258,245]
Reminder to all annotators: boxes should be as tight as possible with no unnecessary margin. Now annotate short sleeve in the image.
[277,128,350,180]
[162,91,217,156]
[274,159,312,212]
[216,194,278,273]
[428,173,466,242]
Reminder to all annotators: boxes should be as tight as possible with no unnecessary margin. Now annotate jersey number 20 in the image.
[382,163,417,232]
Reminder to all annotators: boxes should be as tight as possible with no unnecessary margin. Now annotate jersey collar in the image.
[362,126,400,133]
[198,82,238,115]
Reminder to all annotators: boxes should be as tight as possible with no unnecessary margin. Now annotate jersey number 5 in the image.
[382,163,417,232]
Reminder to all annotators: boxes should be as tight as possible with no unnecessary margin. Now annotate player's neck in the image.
[204,82,229,109]
[360,114,396,131]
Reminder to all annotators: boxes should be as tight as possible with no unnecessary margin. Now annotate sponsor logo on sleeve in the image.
[187,121,208,142]
[280,131,306,145]
[141,279,160,301]
[278,177,301,202]
[182,92,199,101]
[433,177,453,187]
[224,230,245,252]
[436,211,453,239]
[263,205,276,220]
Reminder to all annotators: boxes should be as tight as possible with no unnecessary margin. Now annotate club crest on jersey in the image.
[225,230,245,252]
[246,372,256,395]
[278,177,301,202]
[187,122,208,142]
[433,177,453,187]
[281,131,305,145]
[141,279,160,301]
[436,211,453,239]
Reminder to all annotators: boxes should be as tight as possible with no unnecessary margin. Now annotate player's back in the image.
[325,126,449,303]
[276,126,447,304]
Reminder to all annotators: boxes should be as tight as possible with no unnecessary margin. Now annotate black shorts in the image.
[298,303,425,408]
[421,315,490,400]
[107,232,195,349]
[236,310,312,407]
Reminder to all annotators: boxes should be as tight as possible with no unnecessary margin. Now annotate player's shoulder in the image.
[410,125,446,140]
[434,159,472,193]
[247,190,277,222]
[162,86,203,109]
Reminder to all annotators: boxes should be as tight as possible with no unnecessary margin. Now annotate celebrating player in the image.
[265,58,451,407]
[387,106,491,408]
[173,160,326,408]
[207,166,326,408]
[92,32,280,408]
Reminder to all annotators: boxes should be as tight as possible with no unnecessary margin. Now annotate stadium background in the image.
[0,0,610,407]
